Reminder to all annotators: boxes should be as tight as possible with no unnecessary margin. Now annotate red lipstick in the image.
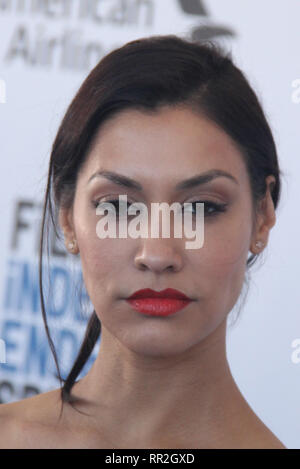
[126,288,193,317]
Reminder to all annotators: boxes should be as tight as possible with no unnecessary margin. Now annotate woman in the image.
[0,34,286,449]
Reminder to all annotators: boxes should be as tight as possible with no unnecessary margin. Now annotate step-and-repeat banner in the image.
[0,0,299,448]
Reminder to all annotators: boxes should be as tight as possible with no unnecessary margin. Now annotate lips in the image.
[128,288,192,300]
[126,288,193,317]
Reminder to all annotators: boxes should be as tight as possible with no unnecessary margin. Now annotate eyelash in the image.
[92,199,228,218]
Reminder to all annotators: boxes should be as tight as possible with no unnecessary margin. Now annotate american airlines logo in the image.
[177,0,235,42]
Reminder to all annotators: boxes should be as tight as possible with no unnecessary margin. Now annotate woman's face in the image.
[60,106,274,357]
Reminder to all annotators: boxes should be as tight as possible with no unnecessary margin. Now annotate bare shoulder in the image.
[235,410,287,449]
[0,388,65,449]
[222,392,287,449]
[248,425,286,449]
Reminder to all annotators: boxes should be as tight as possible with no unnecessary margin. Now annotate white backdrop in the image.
[0,0,299,449]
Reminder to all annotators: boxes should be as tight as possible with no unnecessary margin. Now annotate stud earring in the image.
[67,240,77,252]
[255,240,264,249]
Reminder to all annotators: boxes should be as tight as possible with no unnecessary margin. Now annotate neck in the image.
[71,318,249,447]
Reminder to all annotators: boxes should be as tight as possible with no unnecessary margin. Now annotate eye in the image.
[92,199,228,219]
[184,201,228,217]
[92,198,139,216]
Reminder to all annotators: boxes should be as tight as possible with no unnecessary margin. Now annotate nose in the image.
[134,237,184,273]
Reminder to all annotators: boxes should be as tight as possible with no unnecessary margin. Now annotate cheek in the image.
[78,236,125,300]
[203,198,252,267]
[192,213,252,310]
[72,202,124,299]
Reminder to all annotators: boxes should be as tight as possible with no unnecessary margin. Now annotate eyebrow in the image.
[87,169,239,191]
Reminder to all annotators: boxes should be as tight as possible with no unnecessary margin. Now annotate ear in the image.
[59,207,79,254]
[250,175,276,254]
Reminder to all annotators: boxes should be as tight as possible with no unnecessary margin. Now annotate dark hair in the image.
[39,34,283,411]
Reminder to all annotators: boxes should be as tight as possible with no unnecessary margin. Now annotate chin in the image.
[119,329,201,358]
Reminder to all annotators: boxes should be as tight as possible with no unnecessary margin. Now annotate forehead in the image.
[81,106,248,185]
